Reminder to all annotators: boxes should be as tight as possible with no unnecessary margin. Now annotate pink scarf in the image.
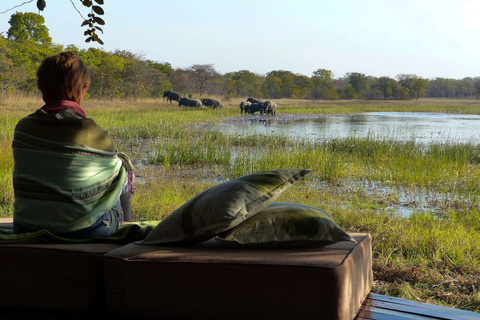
[41,100,87,118]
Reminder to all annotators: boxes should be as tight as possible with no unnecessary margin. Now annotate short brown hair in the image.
[37,52,90,103]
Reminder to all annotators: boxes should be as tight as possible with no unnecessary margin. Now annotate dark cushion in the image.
[216,202,356,247]
[0,218,122,311]
[104,233,373,320]
[141,169,310,245]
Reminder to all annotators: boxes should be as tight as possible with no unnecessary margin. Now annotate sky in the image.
[1,0,480,79]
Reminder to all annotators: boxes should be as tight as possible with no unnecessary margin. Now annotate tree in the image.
[393,85,410,100]
[312,68,335,99]
[229,70,262,98]
[341,84,357,99]
[262,75,282,98]
[455,78,476,98]
[264,70,310,98]
[293,75,314,99]
[374,76,398,100]
[347,72,369,98]
[77,47,126,98]
[147,60,173,76]
[411,77,429,100]
[474,77,480,99]
[187,64,220,96]
[427,77,456,98]
[312,68,333,87]
[0,35,27,97]
[396,74,419,99]
[7,12,51,44]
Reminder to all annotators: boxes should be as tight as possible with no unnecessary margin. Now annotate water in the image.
[216,112,480,145]
[214,112,480,217]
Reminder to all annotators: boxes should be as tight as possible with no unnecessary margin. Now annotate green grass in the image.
[1,97,480,312]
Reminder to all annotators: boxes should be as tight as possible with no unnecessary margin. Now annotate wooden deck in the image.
[1,293,479,319]
[355,293,480,320]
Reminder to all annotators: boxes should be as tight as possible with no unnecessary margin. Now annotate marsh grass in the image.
[1,97,480,312]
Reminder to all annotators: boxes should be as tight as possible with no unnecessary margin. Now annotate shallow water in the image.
[216,112,480,145]
[213,112,480,217]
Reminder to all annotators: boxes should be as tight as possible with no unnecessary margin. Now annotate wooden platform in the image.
[355,293,480,320]
[1,293,479,319]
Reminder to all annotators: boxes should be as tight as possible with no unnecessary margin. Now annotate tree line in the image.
[2,12,480,101]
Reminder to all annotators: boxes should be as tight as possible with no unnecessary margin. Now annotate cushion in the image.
[216,202,356,247]
[104,233,373,320]
[0,218,122,312]
[140,169,311,245]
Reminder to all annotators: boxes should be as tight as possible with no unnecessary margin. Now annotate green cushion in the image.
[141,169,311,245]
[216,202,356,247]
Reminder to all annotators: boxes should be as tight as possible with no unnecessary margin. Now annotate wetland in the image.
[1,97,479,312]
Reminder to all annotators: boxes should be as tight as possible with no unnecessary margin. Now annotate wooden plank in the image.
[371,294,478,315]
[356,306,440,320]
[368,294,480,320]
[354,293,480,320]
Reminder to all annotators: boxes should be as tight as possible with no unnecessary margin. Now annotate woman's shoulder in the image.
[14,109,116,152]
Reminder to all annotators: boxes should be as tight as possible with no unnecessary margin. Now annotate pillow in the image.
[140,169,311,245]
[215,202,356,247]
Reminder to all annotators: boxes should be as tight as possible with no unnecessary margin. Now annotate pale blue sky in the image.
[1,0,479,79]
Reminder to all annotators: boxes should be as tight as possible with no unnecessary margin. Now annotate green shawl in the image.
[12,109,128,234]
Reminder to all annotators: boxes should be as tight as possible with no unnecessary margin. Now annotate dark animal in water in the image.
[264,101,277,115]
[246,102,267,114]
[240,101,251,114]
[247,97,262,104]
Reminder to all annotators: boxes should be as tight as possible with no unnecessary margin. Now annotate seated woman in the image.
[12,52,133,239]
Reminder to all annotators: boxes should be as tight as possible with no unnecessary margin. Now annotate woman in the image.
[12,52,133,238]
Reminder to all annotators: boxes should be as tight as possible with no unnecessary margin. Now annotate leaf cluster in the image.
[79,0,105,45]
[2,1,106,45]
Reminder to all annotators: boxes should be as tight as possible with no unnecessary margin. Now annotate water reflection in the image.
[213,112,480,217]
[217,112,480,145]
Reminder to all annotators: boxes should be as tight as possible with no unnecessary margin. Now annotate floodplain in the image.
[1,97,479,313]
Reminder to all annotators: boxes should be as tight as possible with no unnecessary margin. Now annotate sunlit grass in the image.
[2,96,480,311]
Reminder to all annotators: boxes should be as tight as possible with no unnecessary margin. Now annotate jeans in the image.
[13,201,123,239]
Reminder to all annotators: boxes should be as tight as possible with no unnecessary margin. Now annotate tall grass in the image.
[2,97,480,311]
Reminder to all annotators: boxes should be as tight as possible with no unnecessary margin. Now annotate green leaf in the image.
[94,26,104,33]
[92,33,104,45]
[92,5,105,15]
[85,36,92,42]
[94,0,104,4]
[36,0,46,11]
[94,16,105,25]
[81,0,92,7]
[81,20,89,27]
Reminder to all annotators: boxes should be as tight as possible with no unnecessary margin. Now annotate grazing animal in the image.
[202,98,223,109]
[163,90,180,104]
[247,97,262,104]
[264,101,277,115]
[240,101,251,114]
[247,102,267,115]
[178,97,202,107]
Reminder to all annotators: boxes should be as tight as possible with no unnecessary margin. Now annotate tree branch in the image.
[0,1,34,14]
